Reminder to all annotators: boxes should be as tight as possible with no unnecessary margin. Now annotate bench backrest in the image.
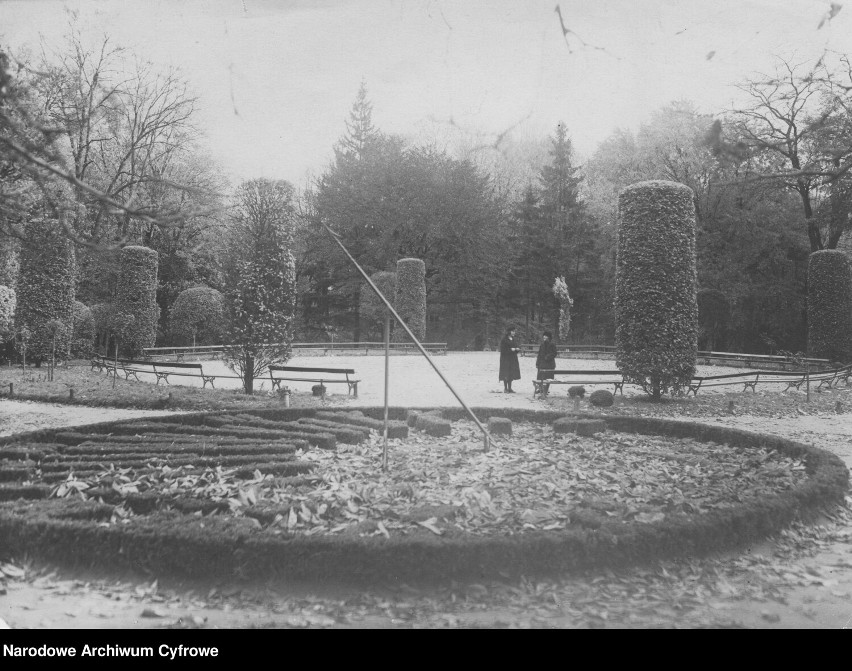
[543,369,623,375]
[117,359,202,370]
[269,365,355,375]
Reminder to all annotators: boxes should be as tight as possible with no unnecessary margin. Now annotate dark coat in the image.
[536,340,557,380]
[499,334,521,381]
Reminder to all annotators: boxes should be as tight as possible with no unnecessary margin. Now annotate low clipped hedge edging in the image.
[0,406,847,581]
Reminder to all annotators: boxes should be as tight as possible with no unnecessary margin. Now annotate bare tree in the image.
[729,55,852,251]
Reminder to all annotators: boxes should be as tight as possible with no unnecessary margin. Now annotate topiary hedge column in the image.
[114,246,159,357]
[393,258,426,342]
[14,218,76,365]
[808,250,852,364]
[0,286,15,340]
[615,180,698,399]
[360,271,397,341]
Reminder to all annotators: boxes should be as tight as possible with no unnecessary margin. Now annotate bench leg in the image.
[613,381,624,395]
[202,376,215,389]
[350,382,358,398]
[155,373,169,385]
[270,379,281,391]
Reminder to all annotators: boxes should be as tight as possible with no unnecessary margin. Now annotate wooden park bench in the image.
[533,369,625,399]
[101,358,217,388]
[268,365,360,398]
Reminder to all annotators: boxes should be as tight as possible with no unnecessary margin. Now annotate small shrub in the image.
[589,390,614,407]
[312,384,326,396]
[568,385,585,398]
[808,250,852,363]
[169,287,225,346]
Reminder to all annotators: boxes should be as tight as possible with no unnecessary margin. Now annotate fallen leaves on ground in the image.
[53,420,808,538]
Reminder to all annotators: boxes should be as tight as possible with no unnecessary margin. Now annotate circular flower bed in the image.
[0,407,847,581]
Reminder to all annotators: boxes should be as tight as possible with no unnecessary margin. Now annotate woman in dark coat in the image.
[535,331,558,396]
[499,327,521,392]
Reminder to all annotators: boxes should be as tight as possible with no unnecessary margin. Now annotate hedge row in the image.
[314,411,409,439]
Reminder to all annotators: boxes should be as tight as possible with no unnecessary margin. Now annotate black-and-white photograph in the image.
[1,0,851,633]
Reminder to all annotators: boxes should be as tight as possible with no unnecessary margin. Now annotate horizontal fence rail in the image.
[520,344,830,371]
[142,342,448,360]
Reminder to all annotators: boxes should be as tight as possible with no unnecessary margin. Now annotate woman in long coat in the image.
[499,327,521,392]
[535,331,558,396]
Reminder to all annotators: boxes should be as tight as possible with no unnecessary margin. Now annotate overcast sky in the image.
[3,0,852,186]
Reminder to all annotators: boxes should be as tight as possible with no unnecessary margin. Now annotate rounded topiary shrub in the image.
[393,258,426,342]
[70,301,95,358]
[114,246,159,357]
[360,271,397,340]
[589,389,614,407]
[0,285,15,339]
[14,218,76,364]
[615,180,698,399]
[808,250,852,364]
[568,385,586,398]
[169,286,225,346]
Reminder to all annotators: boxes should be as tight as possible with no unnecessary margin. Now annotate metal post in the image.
[382,315,390,472]
[806,363,810,403]
[321,221,492,452]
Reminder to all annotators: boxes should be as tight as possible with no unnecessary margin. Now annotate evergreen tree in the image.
[223,179,296,394]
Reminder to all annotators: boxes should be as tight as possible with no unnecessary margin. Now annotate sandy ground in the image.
[1,358,851,629]
[112,351,780,407]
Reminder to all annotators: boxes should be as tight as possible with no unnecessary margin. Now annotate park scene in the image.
[1,1,852,630]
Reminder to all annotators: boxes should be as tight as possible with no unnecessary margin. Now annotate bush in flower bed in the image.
[0,407,847,582]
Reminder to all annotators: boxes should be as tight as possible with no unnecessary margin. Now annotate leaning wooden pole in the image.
[320,221,492,452]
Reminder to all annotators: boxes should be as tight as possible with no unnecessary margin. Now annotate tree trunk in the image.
[243,352,254,394]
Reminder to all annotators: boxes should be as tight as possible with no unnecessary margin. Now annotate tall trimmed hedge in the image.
[359,271,396,340]
[615,180,698,399]
[15,218,76,364]
[169,286,225,346]
[392,258,426,342]
[114,246,159,357]
[0,285,15,339]
[697,288,730,351]
[807,250,852,363]
[70,301,95,358]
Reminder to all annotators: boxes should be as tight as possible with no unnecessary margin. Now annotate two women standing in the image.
[499,328,558,394]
